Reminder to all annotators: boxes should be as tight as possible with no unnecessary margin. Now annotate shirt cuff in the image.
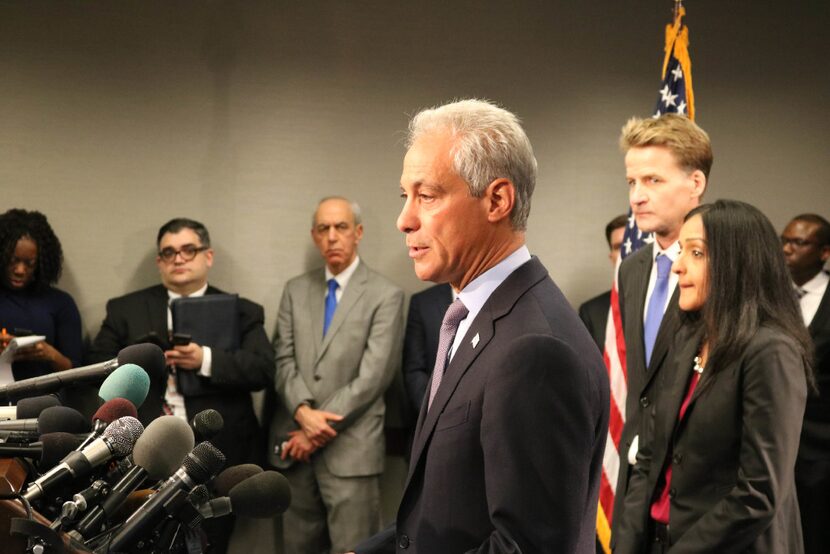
[198,346,212,378]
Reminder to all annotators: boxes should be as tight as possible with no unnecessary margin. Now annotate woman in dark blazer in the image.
[614,199,814,553]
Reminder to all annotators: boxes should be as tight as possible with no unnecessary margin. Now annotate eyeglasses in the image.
[158,245,208,262]
[781,237,816,248]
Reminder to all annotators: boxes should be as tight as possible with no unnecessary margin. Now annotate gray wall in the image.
[2,0,828,341]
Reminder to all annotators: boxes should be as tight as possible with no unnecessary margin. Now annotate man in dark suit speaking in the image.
[352,99,610,554]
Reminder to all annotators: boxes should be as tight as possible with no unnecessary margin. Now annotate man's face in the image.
[156,228,213,294]
[781,219,830,283]
[608,226,625,266]
[312,199,363,275]
[397,132,492,289]
[625,146,705,247]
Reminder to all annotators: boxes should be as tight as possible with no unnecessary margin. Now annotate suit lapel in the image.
[147,285,170,341]
[306,271,326,355]
[809,278,830,336]
[316,262,368,364]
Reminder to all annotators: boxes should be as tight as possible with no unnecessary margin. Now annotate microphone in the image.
[75,398,138,452]
[0,394,61,421]
[98,364,150,409]
[70,415,195,539]
[0,343,165,403]
[212,463,262,496]
[191,409,224,442]
[22,416,144,502]
[197,471,291,519]
[0,432,82,469]
[107,442,225,551]
[0,405,89,434]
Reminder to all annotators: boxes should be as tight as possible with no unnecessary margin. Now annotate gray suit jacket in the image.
[268,261,405,477]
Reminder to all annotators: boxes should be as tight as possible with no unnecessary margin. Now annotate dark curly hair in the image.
[0,209,64,292]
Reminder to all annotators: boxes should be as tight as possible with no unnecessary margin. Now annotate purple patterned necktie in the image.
[427,298,469,411]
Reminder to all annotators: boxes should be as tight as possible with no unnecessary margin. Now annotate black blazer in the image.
[612,245,682,539]
[615,324,807,553]
[402,283,453,417]
[799,278,830,462]
[355,258,610,553]
[578,289,611,350]
[87,284,274,466]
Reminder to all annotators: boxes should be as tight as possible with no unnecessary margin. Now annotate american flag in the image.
[595,6,695,553]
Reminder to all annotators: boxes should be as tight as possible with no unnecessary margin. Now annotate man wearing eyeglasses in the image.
[782,213,830,554]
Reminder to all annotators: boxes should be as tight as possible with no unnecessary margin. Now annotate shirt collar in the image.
[458,245,531,317]
[326,256,360,290]
[167,282,208,300]
[800,269,830,294]
[652,240,681,263]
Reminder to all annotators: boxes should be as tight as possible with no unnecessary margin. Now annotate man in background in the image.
[579,214,627,349]
[268,197,404,554]
[610,114,712,546]
[88,217,274,553]
[782,213,830,554]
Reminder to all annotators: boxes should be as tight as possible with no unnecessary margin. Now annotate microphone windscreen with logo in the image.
[98,364,149,408]
[133,415,195,480]
[37,406,90,435]
[117,343,165,381]
[92,398,137,424]
[15,395,61,419]
[212,464,263,497]
[38,432,84,470]
[229,471,291,518]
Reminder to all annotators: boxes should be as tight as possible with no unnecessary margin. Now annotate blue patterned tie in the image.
[323,278,339,336]
[644,254,673,366]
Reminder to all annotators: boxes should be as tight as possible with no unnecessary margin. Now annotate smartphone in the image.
[172,333,192,346]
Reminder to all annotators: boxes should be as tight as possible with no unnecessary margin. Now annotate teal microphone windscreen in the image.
[98,363,150,408]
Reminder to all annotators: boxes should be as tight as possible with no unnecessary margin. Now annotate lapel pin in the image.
[471,333,480,349]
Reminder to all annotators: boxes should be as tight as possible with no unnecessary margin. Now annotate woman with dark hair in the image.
[0,209,82,380]
[614,199,812,553]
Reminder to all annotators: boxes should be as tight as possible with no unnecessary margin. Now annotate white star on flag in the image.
[664,91,678,107]
[677,101,687,115]
[671,66,683,81]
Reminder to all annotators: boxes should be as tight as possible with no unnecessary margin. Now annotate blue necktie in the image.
[644,254,673,366]
[323,278,339,336]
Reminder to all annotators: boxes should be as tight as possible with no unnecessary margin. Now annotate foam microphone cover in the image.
[117,343,166,381]
[16,395,61,419]
[92,398,137,424]
[213,464,263,497]
[98,364,150,409]
[229,471,292,518]
[38,432,84,470]
[133,415,195,480]
[37,406,90,435]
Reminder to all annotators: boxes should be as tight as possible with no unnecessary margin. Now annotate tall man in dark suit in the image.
[268,197,404,554]
[610,114,712,546]
[782,213,830,554]
[88,218,274,553]
[579,214,627,349]
[351,99,609,554]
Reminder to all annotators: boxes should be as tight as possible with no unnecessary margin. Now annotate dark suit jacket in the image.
[355,258,609,554]
[579,289,610,350]
[87,284,274,467]
[402,283,453,417]
[799,276,830,462]
[615,324,807,553]
[611,244,681,541]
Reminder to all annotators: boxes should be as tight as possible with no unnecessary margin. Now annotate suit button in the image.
[314,375,322,381]
[669,488,676,498]
[398,534,410,549]
[640,396,650,408]
[672,453,682,465]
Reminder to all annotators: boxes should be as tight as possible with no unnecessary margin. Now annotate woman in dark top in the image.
[0,209,82,380]
[614,200,813,553]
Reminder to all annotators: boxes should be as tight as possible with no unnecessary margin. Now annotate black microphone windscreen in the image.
[39,432,83,470]
[37,406,89,435]
[192,409,224,441]
[188,484,210,506]
[133,416,195,480]
[15,395,61,419]
[117,343,165,380]
[186,442,226,484]
[228,471,291,518]
[92,398,137,424]
[213,464,263,497]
